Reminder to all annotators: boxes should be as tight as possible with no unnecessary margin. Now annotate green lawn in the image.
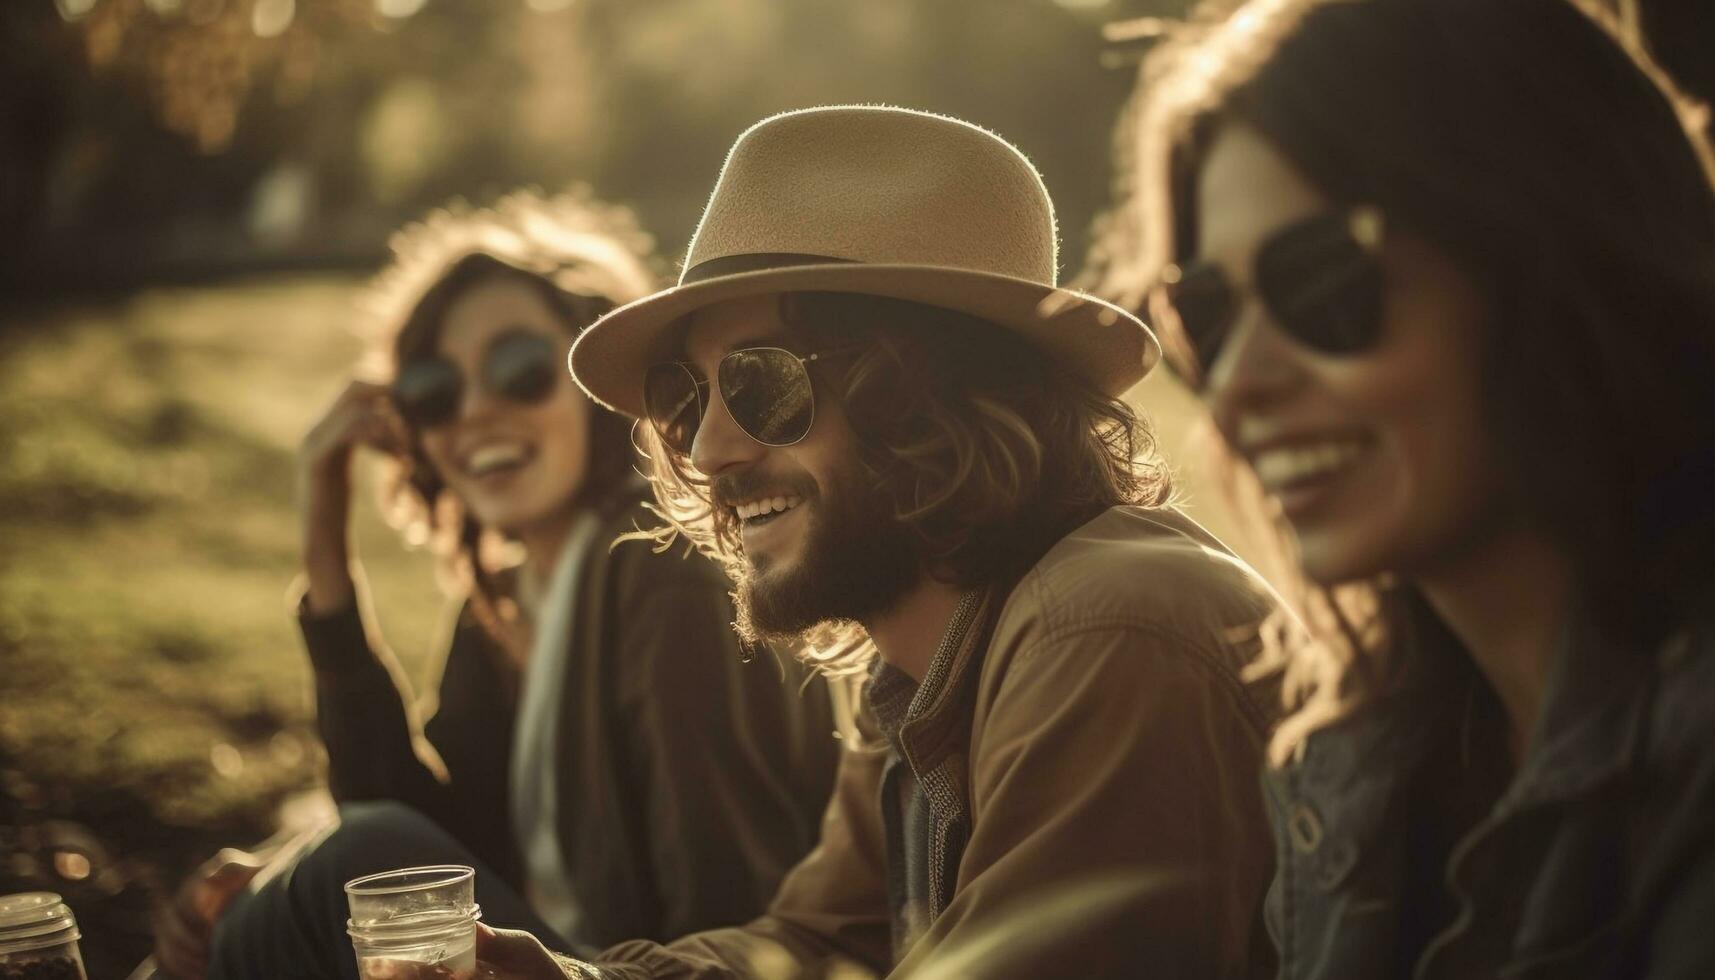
[0,275,452,972]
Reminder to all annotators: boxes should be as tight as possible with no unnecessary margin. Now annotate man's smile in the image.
[738,497,808,561]
[733,493,805,525]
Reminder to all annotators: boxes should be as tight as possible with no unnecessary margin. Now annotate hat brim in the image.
[569,262,1161,417]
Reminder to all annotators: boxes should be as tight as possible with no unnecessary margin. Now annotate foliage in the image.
[8,0,1196,296]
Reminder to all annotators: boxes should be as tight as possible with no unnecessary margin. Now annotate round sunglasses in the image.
[1154,206,1386,379]
[643,345,861,456]
[392,328,560,429]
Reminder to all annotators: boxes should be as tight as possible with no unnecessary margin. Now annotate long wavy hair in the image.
[639,291,1174,672]
[362,188,658,649]
[1100,0,1715,763]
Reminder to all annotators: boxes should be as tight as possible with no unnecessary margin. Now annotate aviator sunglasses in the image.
[1154,206,1386,379]
[392,327,560,429]
[643,345,860,456]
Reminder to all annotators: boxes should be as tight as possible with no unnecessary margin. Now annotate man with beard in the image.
[463,106,1280,979]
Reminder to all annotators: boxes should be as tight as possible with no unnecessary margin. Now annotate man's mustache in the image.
[710,470,818,510]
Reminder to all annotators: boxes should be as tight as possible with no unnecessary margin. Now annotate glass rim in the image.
[343,864,474,898]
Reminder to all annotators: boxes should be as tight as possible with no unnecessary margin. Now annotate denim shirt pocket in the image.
[1266,727,1421,978]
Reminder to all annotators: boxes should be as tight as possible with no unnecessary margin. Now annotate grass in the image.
[0,274,450,973]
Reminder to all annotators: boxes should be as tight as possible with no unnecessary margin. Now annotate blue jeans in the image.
[208,801,570,980]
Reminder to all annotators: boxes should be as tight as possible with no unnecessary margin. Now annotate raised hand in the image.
[297,380,413,614]
[151,848,266,979]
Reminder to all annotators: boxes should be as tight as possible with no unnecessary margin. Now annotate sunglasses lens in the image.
[643,362,703,456]
[1257,212,1383,355]
[486,329,558,405]
[1164,264,1239,369]
[393,358,461,428]
[720,348,814,447]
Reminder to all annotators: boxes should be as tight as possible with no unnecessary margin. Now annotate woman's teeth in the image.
[466,443,530,477]
[1251,441,1367,490]
[736,495,803,522]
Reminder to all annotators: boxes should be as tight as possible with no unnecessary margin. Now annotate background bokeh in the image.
[1,0,1708,975]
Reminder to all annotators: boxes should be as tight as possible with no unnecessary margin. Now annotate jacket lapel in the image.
[899,584,1009,918]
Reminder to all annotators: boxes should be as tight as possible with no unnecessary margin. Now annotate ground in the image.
[0,273,1240,976]
[0,275,448,976]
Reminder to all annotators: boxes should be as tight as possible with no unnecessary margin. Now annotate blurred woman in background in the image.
[1107,0,1715,976]
[152,189,837,979]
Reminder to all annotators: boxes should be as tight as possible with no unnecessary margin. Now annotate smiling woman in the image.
[149,189,839,980]
[376,251,631,644]
[1112,0,1715,976]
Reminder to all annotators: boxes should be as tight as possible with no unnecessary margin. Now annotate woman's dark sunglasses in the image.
[392,328,560,429]
[643,345,860,456]
[1154,207,1386,378]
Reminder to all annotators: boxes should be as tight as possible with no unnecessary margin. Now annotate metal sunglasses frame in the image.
[647,343,863,451]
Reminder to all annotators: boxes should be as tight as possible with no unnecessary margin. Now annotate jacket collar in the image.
[897,587,997,780]
[1283,610,1665,839]
[1274,645,1469,874]
[1502,614,1655,809]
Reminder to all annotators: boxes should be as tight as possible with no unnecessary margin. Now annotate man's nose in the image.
[690,382,765,477]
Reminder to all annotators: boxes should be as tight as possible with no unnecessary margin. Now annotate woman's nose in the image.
[1201,301,1305,438]
[454,375,500,425]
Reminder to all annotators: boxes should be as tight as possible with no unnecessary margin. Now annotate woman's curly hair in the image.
[361,187,658,648]
[637,291,1175,673]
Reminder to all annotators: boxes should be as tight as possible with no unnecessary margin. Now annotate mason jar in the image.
[0,892,89,980]
[345,865,480,980]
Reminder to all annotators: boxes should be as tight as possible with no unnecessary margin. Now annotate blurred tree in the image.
[2,0,1191,300]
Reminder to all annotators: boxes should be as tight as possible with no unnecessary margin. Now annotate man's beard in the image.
[727,465,921,643]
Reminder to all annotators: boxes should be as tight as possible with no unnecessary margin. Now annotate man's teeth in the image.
[735,495,804,521]
[1251,441,1367,490]
[467,443,529,477]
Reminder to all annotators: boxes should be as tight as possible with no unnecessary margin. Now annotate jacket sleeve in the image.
[299,595,455,824]
[892,623,1276,980]
[1643,845,1715,980]
[586,727,894,979]
[1639,740,1715,980]
[603,548,844,941]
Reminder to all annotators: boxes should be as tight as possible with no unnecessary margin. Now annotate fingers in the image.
[154,850,268,979]
[302,379,415,480]
[342,381,411,458]
[193,859,264,922]
[208,846,263,870]
[473,924,567,976]
[151,898,210,979]
[343,379,392,402]
[355,399,413,457]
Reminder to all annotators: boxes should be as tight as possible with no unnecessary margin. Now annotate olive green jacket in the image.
[580,505,1282,979]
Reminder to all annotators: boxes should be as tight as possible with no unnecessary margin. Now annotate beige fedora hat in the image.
[569,105,1159,417]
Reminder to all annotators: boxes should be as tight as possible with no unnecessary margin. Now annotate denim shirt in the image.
[1263,615,1715,980]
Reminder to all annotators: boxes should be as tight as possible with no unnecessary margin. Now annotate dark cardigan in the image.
[299,488,839,948]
